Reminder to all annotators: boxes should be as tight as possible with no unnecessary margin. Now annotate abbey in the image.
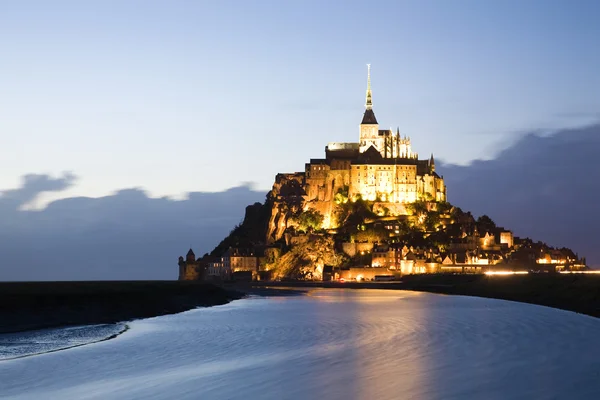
[180,66,589,281]
[285,65,446,227]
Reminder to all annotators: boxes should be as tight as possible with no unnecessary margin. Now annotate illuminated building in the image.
[290,65,446,228]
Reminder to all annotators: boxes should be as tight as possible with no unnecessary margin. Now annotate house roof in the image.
[356,145,384,163]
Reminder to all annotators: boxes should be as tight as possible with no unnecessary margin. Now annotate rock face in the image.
[269,235,345,280]
[266,174,306,244]
[211,202,271,256]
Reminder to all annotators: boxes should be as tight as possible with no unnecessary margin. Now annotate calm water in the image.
[1,289,600,400]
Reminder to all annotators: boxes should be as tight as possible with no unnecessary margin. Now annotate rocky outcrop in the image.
[266,173,306,243]
[210,202,271,256]
[266,201,291,244]
[270,235,346,280]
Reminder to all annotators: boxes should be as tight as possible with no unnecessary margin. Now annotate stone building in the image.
[178,248,204,281]
[268,65,447,234]
[205,257,231,281]
[222,247,261,276]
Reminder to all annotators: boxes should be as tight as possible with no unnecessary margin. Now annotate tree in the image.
[420,192,434,202]
[354,225,389,243]
[407,200,428,217]
[335,197,377,230]
[334,185,349,205]
[295,209,324,233]
[407,200,429,229]
[436,201,453,215]
[476,215,497,233]
[424,210,441,232]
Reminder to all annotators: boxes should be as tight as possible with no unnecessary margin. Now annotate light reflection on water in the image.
[1,289,600,400]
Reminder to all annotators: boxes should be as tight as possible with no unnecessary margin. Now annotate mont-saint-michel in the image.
[179,66,589,283]
[5,3,600,398]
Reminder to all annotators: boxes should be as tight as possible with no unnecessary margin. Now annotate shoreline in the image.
[0,281,245,334]
[1,274,597,336]
[235,273,600,319]
[1,324,130,362]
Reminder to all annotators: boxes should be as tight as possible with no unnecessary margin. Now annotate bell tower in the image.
[359,64,380,153]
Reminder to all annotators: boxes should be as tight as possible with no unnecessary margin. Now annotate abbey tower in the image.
[269,65,447,232]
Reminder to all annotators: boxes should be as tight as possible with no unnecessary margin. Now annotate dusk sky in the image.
[1,0,599,206]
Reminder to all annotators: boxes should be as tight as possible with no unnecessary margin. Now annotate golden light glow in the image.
[322,214,332,230]
[559,270,600,274]
[484,271,529,276]
[537,258,567,264]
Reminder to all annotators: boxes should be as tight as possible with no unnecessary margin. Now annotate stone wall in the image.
[372,202,409,217]
[179,264,201,281]
[341,242,375,257]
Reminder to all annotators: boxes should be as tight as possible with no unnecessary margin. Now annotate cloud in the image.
[0,172,76,211]
[440,123,600,266]
[0,180,265,281]
[1,123,598,281]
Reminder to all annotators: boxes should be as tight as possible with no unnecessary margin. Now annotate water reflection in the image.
[1,290,600,400]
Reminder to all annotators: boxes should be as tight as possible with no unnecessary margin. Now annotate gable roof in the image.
[356,145,383,163]
[361,109,378,125]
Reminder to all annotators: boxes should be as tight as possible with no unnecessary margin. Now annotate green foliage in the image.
[341,198,377,228]
[376,205,390,217]
[344,251,372,268]
[393,220,412,237]
[406,200,428,217]
[334,185,349,205]
[353,225,389,243]
[424,211,441,231]
[476,215,497,233]
[419,192,434,202]
[397,229,428,247]
[436,201,453,215]
[427,230,451,250]
[295,209,324,233]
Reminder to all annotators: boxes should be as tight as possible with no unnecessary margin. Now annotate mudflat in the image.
[0,281,243,334]
[2,274,597,335]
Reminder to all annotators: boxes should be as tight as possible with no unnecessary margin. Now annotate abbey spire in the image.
[365,63,373,110]
[361,64,378,125]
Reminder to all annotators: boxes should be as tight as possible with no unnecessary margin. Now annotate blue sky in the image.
[1,0,599,204]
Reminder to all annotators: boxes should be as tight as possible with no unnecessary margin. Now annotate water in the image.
[0,324,127,361]
[1,289,599,400]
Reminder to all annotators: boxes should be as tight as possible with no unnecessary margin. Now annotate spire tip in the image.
[365,64,373,110]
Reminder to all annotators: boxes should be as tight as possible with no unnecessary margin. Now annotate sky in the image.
[1,0,599,205]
